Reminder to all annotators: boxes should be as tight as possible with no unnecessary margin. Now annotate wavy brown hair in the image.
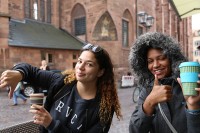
[64,45,122,124]
[94,48,122,124]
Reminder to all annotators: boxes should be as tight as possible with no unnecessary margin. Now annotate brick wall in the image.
[0,0,193,80]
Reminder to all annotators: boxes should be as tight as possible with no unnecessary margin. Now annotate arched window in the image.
[71,4,86,37]
[122,19,128,46]
[122,9,133,47]
[33,1,38,20]
[24,0,51,23]
[92,11,117,41]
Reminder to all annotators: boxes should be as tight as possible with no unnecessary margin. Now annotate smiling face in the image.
[147,48,171,79]
[75,51,104,83]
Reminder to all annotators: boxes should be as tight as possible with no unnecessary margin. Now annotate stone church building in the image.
[0,0,192,81]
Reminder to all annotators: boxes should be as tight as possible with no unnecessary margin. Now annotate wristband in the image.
[186,108,200,115]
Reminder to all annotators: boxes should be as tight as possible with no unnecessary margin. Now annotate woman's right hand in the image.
[0,70,23,99]
[143,74,173,115]
[29,104,52,128]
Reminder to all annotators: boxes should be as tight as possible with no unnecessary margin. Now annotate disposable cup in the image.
[29,93,44,105]
[179,62,200,96]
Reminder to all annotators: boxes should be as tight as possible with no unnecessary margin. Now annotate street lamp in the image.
[137,11,148,24]
[146,15,154,28]
[137,11,154,32]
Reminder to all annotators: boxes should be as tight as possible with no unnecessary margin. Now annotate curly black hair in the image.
[129,32,187,87]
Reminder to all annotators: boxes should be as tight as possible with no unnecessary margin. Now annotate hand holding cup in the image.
[179,62,200,96]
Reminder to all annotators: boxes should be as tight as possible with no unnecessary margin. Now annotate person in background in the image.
[39,60,50,94]
[128,32,200,133]
[12,81,27,106]
[40,60,50,70]
[0,43,122,133]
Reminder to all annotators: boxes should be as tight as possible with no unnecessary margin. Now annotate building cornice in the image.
[0,13,11,18]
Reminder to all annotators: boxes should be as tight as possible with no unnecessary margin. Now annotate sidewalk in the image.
[109,87,136,133]
[0,90,32,130]
[0,87,136,132]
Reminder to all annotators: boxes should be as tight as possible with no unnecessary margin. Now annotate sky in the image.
[192,13,200,30]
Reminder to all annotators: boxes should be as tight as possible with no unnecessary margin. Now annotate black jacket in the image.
[13,63,112,133]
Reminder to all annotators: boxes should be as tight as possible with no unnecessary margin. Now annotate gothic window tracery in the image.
[92,12,117,41]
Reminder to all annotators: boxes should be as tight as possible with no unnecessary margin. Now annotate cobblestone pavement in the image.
[109,87,136,133]
[0,90,33,130]
[0,87,136,133]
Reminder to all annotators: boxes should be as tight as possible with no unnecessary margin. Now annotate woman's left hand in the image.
[177,78,200,110]
[29,104,52,128]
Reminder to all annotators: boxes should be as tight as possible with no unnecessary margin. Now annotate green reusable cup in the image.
[179,62,200,96]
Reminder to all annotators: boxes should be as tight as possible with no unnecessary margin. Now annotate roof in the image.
[9,19,84,50]
[168,0,200,19]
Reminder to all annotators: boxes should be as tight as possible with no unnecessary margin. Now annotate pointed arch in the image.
[122,9,133,47]
[71,3,86,37]
[92,11,117,41]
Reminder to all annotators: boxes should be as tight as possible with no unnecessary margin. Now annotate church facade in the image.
[0,0,192,80]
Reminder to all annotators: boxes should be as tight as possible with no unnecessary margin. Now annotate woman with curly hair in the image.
[129,32,200,133]
[0,43,122,133]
